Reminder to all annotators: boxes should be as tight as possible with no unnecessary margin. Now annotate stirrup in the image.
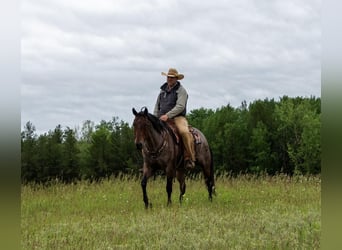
[185,160,195,169]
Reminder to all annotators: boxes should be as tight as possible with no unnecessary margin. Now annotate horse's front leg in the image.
[166,176,173,206]
[141,165,152,209]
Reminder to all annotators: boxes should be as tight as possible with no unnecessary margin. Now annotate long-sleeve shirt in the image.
[153,82,188,118]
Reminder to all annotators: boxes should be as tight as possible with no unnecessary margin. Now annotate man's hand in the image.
[160,114,168,121]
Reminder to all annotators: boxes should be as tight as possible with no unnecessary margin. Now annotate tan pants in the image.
[174,116,195,162]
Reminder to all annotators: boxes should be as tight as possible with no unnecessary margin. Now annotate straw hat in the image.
[161,68,184,80]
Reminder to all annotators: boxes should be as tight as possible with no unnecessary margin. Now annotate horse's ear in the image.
[144,107,148,116]
[132,108,138,116]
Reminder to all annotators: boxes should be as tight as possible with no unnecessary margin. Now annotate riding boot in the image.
[174,116,196,169]
[184,151,195,169]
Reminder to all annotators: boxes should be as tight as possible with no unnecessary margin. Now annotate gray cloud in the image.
[21,0,321,134]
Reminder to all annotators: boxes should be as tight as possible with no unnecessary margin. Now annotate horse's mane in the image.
[146,113,166,134]
[146,113,180,144]
[135,109,166,134]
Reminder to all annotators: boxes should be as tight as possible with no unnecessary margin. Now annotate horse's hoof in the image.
[212,186,217,196]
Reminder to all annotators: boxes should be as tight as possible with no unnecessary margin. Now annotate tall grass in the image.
[21,174,320,249]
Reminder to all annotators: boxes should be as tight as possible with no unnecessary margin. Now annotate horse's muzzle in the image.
[136,143,143,150]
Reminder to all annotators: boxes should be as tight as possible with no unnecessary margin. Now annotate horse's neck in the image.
[146,128,164,149]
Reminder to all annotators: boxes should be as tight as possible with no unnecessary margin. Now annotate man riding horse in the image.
[153,68,195,169]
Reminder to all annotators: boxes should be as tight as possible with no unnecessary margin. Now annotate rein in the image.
[143,131,168,159]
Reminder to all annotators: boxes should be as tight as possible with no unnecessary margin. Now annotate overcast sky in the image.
[21,0,321,134]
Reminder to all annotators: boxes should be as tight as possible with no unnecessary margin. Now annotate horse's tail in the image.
[209,146,216,196]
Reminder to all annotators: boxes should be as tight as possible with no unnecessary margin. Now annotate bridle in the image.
[143,130,168,159]
[134,115,168,159]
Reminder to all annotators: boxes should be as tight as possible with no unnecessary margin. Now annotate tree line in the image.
[21,96,320,183]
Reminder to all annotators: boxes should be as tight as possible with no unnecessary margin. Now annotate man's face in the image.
[167,76,178,87]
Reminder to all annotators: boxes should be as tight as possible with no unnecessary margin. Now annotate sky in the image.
[21,0,321,135]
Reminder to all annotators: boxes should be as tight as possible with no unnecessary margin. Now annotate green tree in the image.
[88,124,112,179]
[35,133,50,182]
[248,121,272,173]
[80,120,95,143]
[202,104,247,173]
[116,121,141,173]
[221,106,250,173]
[300,112,321,174]
[202,105,233,172]
[285,100,321,174]
[78,120,95,179]
[21,121,38,183]
[275,97,321,174]
[47,125,64,179]
[247,99,279,173]
[187,108,214,130]
[61,127,80,182]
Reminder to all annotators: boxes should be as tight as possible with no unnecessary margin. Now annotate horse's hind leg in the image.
[202,164,215,201]
[166,176,173,206]
[176,170,186,203]
[206,177,213,201]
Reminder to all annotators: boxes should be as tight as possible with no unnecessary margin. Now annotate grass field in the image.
[21,174,321,249]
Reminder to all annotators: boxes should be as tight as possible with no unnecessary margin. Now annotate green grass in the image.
[21,174,321,249]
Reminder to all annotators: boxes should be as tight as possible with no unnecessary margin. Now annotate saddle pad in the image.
[189,126,202,144]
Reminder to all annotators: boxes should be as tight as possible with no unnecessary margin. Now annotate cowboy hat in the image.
[161,68,184,80]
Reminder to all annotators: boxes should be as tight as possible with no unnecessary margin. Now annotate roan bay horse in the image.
[132,107,215,208]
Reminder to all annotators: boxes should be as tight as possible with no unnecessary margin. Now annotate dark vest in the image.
[158,82,186,117]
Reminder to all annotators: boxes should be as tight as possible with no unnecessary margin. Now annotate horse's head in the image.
[132,107,164,150]
[132,107,149,149]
